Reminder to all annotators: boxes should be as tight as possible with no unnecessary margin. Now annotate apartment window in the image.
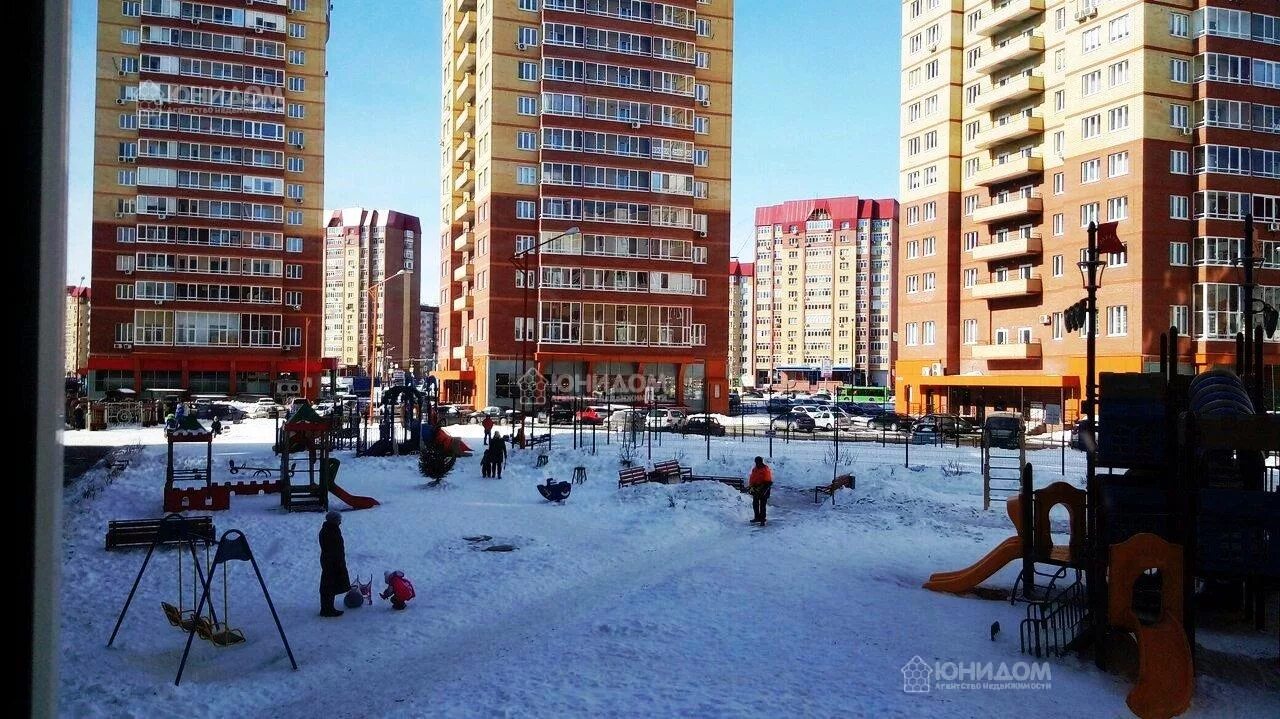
[288,77,305,93]
[1055,7,1066,30]
[695,18,712,37]
[1052,312,1064,340]
[288,130,305,147]
[964,232,979,251]
[1170,13,1189,38]
[286,183,303,200]
[1170,305,1189,335]
[119,113,137,130]
[922,321,936,346]
[1054,90,1066,113]
[1081,70,1102,97]
[694,149,709,167]
[1053,131,1065,157]
[1108,151,1129,177]
[964,157,979,177]
[517,131,537,150]
[286,237,303,253]
[516,200,536,219]
[287,157,304,173]
[906,241,919,260]
[518,26,538,46]
[1106,305,1128,336]
[517,166,536,184]
[696,51,710,69]
[1109,60,1130,87]
[121,1,140,15]
[963,319,978,345]
[906,275,919,294]
[285,291,302,307]
[286,210,303,225]
[923,272,936,291]
[1082,27,1101,54]
[694,117,710,134]
[1171,104,1189,129]
[288,50,305,66]
[1171,150,1189,174]
[1080,203,1100,227]
[1170,242,1189,266]
[1055,49,1067,72]
[923,237,936,256]
[1053,214,1065,236]
[964,195,979,216]
[287,103,305,119]
[517,96,537,115]
[1108,105,1129,131]
[1082,114,1102,139]
[966,84,981,105]
[518,61,538,81]
[285,264,302,279]
[963,268,978,288]
[519,0,538,10]
[1052,172,1064,195]
[923,202,937,221]
[1171,195,1190,219]
[116,227,135,243]
[1170,58,1189,84]
[289,22,306,39]
[1109,14,1130,42]
[120,28,139,45]
[116,284,134,300]
[117,169,135,186]
[1107,196,1129,221]
[1081,159,1100,184]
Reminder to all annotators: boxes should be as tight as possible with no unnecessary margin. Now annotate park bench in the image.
[650,459,692,484]
[689,475,746,492]
[105,516,215,550]
[171,468,208,483]
[618,466,649,488]
[814,474,856,505]
[527,433,552,449]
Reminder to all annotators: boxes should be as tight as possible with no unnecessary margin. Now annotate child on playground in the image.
[379,570,416,610]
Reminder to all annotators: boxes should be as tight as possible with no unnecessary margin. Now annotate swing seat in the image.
[161,602,186,627]
[208,626,245,647]
[193,615,216,641]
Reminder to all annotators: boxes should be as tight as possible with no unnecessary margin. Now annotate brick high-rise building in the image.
[897,0,1279,420]
[419,304,440,372]
[322,208,422,376]
[728,259,753,388]
[436,0,734,413]
[65,286,92,376]
[752,197,900,390]
[87,0,331,398]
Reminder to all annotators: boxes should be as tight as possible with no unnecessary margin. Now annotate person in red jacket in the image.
[379,570,416,610]
[482,415,494,445]
[748,456,774,525]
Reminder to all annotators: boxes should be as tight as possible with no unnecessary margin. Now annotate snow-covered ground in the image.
[58,420,1277,718]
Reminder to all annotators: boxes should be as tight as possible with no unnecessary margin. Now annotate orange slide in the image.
[436,428,473,457]
[922,536,1022,593]
[329,482,379,510]
[1108,533,1193,719]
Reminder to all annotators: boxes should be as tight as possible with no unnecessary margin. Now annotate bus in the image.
[837,386,891,406]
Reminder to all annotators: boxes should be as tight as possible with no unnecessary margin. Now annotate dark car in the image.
[681,416,726,436]
[1070,419,1096,451]
[766,397,795,415]
[547,403,575,424]
[867,412,915,432]
[770,413,816,433]
[912,414,975,439]
[211,403,247,422]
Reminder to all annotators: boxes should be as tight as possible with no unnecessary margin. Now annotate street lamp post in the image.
[366,269,410,425]
[510,226,580,438]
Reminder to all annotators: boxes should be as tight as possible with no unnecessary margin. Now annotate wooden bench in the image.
[618,466,649,488]
[650,459,692,484]
[105,516,215,550]
[690,475,746,492]
[528,433,552,448]
[814,474,856,505]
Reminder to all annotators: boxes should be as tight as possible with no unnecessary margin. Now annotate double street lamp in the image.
[366,268,410,424]
[510,226,580,433]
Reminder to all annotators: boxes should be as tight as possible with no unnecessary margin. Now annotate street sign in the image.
[820,359,833,380]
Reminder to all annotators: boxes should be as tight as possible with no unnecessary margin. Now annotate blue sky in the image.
[66,0,901,297]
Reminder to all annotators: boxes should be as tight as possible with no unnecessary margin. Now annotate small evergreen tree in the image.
[419,442,456,486]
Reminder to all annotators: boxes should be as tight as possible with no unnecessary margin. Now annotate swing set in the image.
[107,514,297,685]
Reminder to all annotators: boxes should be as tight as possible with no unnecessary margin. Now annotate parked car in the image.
[575,407,604,425]
[983,412,1025,450]
[788,405,824,417]
[435,404,468,426]
[770,413,816,433]
[646,408,686,430]
[469,406,504,423]
[545,403,575,424]
[313,401,335,417]
[912,414,975,440]
[810,409,854,431]
[866,412,916,432]
[250,398,284,419]
[766,397,795,415]
[1070,419,1095,451]
[607,408,647,431]
[680,415,726,437]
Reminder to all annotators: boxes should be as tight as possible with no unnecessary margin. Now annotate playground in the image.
[59,401,1277,718]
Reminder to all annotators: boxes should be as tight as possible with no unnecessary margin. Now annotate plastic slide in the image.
[329,482,379,510]
[1108,533,1193,719]
[922,536,1022,594]
[435,428,473,456]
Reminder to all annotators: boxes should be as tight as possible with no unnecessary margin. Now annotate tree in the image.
[418,442,456,487]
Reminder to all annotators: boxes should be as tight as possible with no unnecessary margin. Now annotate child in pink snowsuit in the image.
[379,570,415,610]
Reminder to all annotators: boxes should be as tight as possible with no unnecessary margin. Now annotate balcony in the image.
[974,154,1043,186]
[455,103,475,134]
[969,277,1042,300]
[454,134,474,162]
[455,11,475,42]
[452,196,474,224]
[453,73,475,106]
[972,73,1044,112]
[971,195,1043,224]
[973,34,1044,76]
[453,228,474,252]
[972,341,1043,360]
[455,0,476,11]
[970,234,1043,262]
[452,165,474,193]
[451,345,467,360]
[452,262,474,282]
[973,0,1046,37]
[973,114,1043,150]
[454,42,476,74]
[452,293,473,312]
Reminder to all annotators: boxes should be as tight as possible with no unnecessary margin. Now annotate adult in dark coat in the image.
[319,510,350,617]
[489,433,508,478]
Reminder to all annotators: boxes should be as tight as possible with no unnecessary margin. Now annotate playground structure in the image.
[359,385,426,457]
[923,327,1279,719]
[277,400,378,512]
[107,516,297,685]
[163,415,229,513]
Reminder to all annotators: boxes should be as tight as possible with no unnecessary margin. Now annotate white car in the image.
[249,398,284,418]
[646,408,686,429]
[789,405,823,417]
[607,409,646,431]
[810,409,853,431]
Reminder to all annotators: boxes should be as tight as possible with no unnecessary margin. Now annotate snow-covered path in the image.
[58,421,1277,718]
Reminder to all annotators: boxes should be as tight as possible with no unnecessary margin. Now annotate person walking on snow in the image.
[379,570,416,610]
[489,433,508,478]
[748,456,774,525]
[482,414,494,445]
[318,511,351,617]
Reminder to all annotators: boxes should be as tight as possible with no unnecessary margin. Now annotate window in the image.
[1109,14,1130,42]
[1053,214,1065,236]
[1053,255,1064,277]
[1053,131,1065,157]
[1052,313,1064,340]
[287,157,305,173]
[519,0,538,10]
[119,113,137,130]
[285,264,302,279]
[963,268,977,288]
[286,210,303,225]
[518,61,538,81]
[1108,105,1129,131]
[1080,203,1100,227]
[1171,195,1190,219]
[963,319,977,345]
[1106,305,1128,336]
[287,103,305,119]
[288,50,305,66]
[116,227,135,243]
[696,51,709,69]
[121,1,140,15]
[517,96,537,115]
[286,237,303,253]
[1082,70,1102,96]
[288,77,305,93]
[923,272,936,291]
[120,28,139,45]
[1082,114,1102,139]
[518,26,538,46]
[922,321,936,346]
[923,236,936,256]
[1107,196,1128,221]
[1170,13,1189,38]
[1170,305,1189,335]
[1170,58,1189,84]
[694,117,709,134]
[517,131,537,150]
[1171,150,1189,174]
[1053,172,1065,195]
[905,323,919,347]
[1108,151,1129,177]
[1082,27,1101,53]
[285,291,302,307]
[287,183,304,200]
[117,169,135,186]
[1170,242,1189,266]
[1081,159,1100,184]
[516,200,536,219]
[289,22,306,39]
[1171,104,1189,129]
[694,149,709,166]
[517,166,536,184]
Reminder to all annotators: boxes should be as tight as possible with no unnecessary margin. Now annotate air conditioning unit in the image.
[123,269,134,275]
[630,121,642,129]
[921,365,932,376]
[125,156,136,163]
[113,342,130,349]
[255,26,264,34]
[1270,222,1280,233]
[114,211,125,218]
[157,214,167,220]
[516,42,527,50]
[1039,313,1052,325]
[1075,7,1097,22]
[293,197,303,203]
[192,18,200,25]
[154,299,164,305]
[288,304,301,310]
[928,45,938,53]
[293,142,304,149]
[699,99,711,107]
[118,70,127,77]
[116,98,126,105]
[1180,127,1192,136]
[697,230,707,238]
[932,361,944,376]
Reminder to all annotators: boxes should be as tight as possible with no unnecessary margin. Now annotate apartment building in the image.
[897,0,1280,420]
[65,286,92,375]
[752,197,900,390]
[86,0,330,398]
[420,304,440,372]
[436,0,734,413]
[322,208,422,376]
[728,259,753,388]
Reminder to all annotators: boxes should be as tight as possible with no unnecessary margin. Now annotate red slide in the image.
[436,428,473,456]
[922,536,1022,594]
[329,482,379,510]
